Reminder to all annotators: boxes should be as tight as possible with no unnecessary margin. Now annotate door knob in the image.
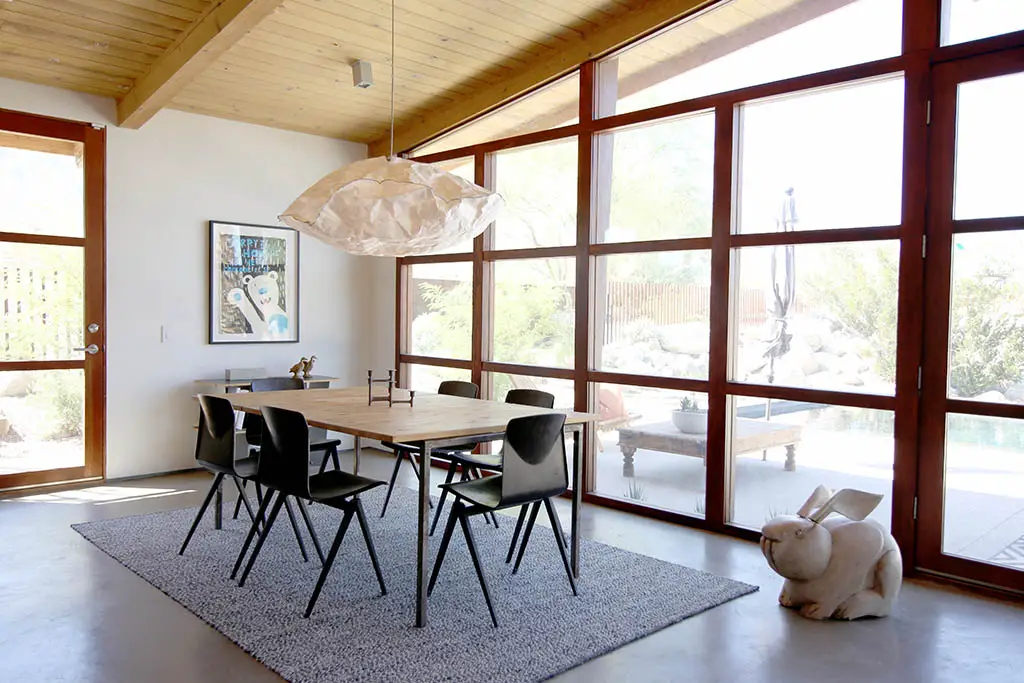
[74,344,100,355]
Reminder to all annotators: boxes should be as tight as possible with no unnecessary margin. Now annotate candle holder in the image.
[367,369,415,407]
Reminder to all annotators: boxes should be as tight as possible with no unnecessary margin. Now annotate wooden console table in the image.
[618,418,803,476]
[193,375,337,393]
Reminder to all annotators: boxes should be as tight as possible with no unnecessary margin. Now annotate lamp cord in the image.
[389,0,395,159]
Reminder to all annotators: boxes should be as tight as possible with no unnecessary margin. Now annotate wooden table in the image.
[220,386,597,627]
[618,418,803,476]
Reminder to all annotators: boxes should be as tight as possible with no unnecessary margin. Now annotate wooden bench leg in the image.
[784,445,797,472]
[621,445,636,477]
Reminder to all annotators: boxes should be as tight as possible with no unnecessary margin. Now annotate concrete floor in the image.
[2,449,1023,683]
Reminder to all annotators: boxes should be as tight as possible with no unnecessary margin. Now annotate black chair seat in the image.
[448,450,501,471]
[233,456,259,478]
[310,470,384,503]
[441,475,502,509]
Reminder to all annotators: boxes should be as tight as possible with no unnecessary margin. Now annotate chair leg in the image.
[238,493,286,586]
[460,510,499,628]
[232,479,245,520]
[430,461,459,536]
[283,496,310,563]
[469,467,499,528]
[179,472,224,556]
[379,449,405,518]
[255,483,267,528]
[231,476,258,526]
[505,505,528,564]
[354,498,387,596]
[296,497,326,564]
[304,507,355,618]
[512,501,542,575]
[231,488,275,579]
[428,500,462,596]
[545,498,578,596]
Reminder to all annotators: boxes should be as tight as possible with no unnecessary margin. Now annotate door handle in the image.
[74,344,100,355]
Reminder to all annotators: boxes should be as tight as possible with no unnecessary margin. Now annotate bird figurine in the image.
[289,357,308,379]
[302,355,317,379]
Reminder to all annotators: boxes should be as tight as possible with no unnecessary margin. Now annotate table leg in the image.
[785,445,797,472]
[353,436,362,475]
[416,440,432,627]
[571,427,582,579]
[621,445,636,478]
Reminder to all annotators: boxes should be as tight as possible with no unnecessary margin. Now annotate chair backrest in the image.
[195,394,238,470]
[438,380,479,399]
[499,413,568,506]
[257,405,312,498]
[505,389,554,409]
[244,377,306,444]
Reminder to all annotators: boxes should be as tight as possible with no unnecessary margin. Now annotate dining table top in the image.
[217,386,597,443]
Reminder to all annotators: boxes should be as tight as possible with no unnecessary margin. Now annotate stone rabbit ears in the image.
[797,485,884,524]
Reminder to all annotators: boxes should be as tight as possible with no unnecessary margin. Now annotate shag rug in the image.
[73,485,757,682]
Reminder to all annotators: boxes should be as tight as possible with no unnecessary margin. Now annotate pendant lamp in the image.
[279,0,502,257]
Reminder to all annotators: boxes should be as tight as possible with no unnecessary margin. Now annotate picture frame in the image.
[208,220,299,344]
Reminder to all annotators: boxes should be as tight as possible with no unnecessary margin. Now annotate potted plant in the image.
[671,396,707,433]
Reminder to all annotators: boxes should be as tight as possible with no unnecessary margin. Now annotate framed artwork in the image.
[208,220,299,344]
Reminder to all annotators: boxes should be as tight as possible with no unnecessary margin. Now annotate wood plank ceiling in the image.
[0,0,820,151]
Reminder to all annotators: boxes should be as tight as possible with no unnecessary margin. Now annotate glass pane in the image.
[414,72,579,156]
[737,77,904,234]
[408,262,473,360]
[0,133,84,238]
[728,399,893,531]
[595,252,711,379]
[401,364,471,393]
[948,232,1024,403]
[493,139,577,250]
[594,383,706,518]
[430,157,476,254]
[492,258,575,368]
[595,112,714,243]
[598,0,902,118]
[942,413,1024,569]
[0,369,85,475]
[0,243,83,361]
[487,373,574,409]
[730,241,899,395]
[942,0,1024,46]
[953,72,1024,221]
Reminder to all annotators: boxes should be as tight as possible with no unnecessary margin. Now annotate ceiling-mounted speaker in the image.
[352,60,373,89]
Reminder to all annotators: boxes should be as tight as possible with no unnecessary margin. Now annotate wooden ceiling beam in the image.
[116,0,285,129]
[367,0,716,156]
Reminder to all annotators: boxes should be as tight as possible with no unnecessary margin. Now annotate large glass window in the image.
[737,77,904,234]
[432,157,476,254]
[595,251,711,379]
[728,398,894,531]
[594,382,707,518]
[948,232,1024,404]
[407,262,473,361]
[493,139,578,250]
[595,112,714,243]
[402,364,472,393]
[952,72,1024,221]
[491,258,575,368]
[941,0,1024,46]
[598,0,902,117]
[730,241,900,395]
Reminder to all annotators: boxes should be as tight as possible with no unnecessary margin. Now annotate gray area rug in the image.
[73,486,757,683]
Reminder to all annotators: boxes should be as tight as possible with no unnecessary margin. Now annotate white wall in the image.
[1,77,396,478]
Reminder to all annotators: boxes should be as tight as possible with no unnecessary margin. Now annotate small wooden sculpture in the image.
[761,486,902,620]
[289,357,308,380]
[302,355,317,379]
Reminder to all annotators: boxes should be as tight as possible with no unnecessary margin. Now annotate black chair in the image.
[428,412,577,627]
[232,405,387,618]
[180,395,313,562]
[429,389,555,537]
[378,380,479,518]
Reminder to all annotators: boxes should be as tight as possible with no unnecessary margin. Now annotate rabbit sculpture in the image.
[760,485,902,620]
